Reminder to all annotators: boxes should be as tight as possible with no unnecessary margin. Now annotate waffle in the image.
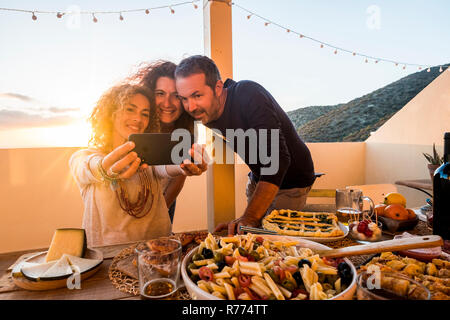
[262,209,344,237]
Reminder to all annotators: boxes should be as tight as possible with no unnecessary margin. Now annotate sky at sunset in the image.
[0,0,449,148]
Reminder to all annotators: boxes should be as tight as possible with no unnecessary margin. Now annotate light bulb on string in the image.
[403,65,406,70]
[439,66,443,72]
[375,60,379,64]
[286,29,290,33]
[247,14,252,19]
[56,12,63,18]
[352,52,356,56]
[170,7,175,14]
[365,58,368,63]
[32,12,37,21]
[264,22,270,26]
[119,13,124,21]
[427,68,431,72]
[299,34,304,38]
[145,9,150,14]
[92,13,98,23]
[193,2,198,9]
[418,67,422,70]
[334,49,337,54]
[320,44,324,48]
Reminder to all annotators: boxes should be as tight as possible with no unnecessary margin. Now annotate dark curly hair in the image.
[88,84,159,153]
[130,60,194,134]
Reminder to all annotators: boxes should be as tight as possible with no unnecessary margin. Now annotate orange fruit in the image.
[384,204,410,220]
[406,208,416,220]
[374,204,387,217]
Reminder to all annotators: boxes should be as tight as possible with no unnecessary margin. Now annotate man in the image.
[175,55,315,235]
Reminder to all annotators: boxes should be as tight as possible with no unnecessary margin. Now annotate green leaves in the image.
[423,143,444,165]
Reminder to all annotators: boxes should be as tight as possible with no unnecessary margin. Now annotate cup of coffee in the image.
[335,189,374,224]
[135,237,182,300]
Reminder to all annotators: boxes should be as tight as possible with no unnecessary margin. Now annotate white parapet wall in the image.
[0,141,366,253]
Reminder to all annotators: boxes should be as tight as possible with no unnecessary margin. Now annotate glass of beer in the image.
[336,189,374,225]
[135,237,182,300]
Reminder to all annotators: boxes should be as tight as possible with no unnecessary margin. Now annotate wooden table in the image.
[0,224,433,300]
[0,241,140,300]
[395,179,433,197]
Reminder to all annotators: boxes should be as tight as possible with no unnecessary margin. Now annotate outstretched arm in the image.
[214,180,279,236]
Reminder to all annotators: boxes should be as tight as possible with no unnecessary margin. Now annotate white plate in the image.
[181,235,357,300]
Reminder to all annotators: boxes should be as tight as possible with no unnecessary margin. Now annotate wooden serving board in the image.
[12,248,103,291]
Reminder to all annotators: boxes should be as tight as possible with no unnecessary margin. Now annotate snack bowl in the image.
[181,235,357,300]
[356,271,430,300]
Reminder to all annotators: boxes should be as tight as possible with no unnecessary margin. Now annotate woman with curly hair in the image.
[131,60,195,223]
[69,84,206,247]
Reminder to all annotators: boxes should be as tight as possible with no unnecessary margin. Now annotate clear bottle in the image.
[432,132,450,241]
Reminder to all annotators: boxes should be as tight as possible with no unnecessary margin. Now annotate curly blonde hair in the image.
[88,84,160,153]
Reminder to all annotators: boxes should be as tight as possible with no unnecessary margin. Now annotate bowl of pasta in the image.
[181,233,357,300]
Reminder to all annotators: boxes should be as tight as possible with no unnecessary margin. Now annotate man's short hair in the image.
[175,55,221,91]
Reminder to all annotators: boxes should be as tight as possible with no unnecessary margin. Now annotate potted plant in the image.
[423,143,444,180]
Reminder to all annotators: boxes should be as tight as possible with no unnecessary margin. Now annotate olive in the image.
[337,262,353,285]
[190,274,200,283]
[317,272,326,283]
[238,247,248,257]
[298,259,312,268]
[292,271,303,285]
[216,261,226,272]
[188,262,197,270]
[202,248,214,259]
[281,279,295,291]
[214,252,225,263]
[192,253,205,261]
[266,269,279,283]
[249,251,260,261]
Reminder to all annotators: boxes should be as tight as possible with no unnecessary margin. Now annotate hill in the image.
[287,64,449,142]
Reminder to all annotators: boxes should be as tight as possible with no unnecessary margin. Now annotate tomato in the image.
[243,287,258,300]
[247,255,255,262]
[284,265,298,274]
[237,256,249,262]
[292,288,309,300]
[198,266,214,282]
[238,274,251,288]
[255,236,264,244]
[225,256,236,266]
[234,287,245,297]
[273,266,285,282]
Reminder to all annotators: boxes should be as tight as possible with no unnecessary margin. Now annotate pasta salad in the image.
[186,233,354,300]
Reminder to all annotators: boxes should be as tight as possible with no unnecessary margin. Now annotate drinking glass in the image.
[135,237,182,299]
[335,189,374,224]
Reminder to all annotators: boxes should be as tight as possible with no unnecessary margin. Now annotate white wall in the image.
[365,69,450,208]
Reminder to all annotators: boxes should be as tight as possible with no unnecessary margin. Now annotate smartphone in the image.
[128,133,194,165]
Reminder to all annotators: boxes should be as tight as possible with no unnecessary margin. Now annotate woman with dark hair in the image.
[69,83,206,246]
[131,60,195,223]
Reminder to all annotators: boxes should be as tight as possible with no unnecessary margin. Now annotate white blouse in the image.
[69,148,173,247]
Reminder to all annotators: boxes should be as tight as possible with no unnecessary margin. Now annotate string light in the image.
[145,9,150,14]
[32,12,37,20]
[170,7,175,14]
[439,66,443,72]
[232,2,431,71]
[427,68,431,72]
[193,2,198,9]
[403,65,406,70]
[365,59,368,63]
[119,12,124,21]
[56,12,63,18]
[92,13,98,23]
